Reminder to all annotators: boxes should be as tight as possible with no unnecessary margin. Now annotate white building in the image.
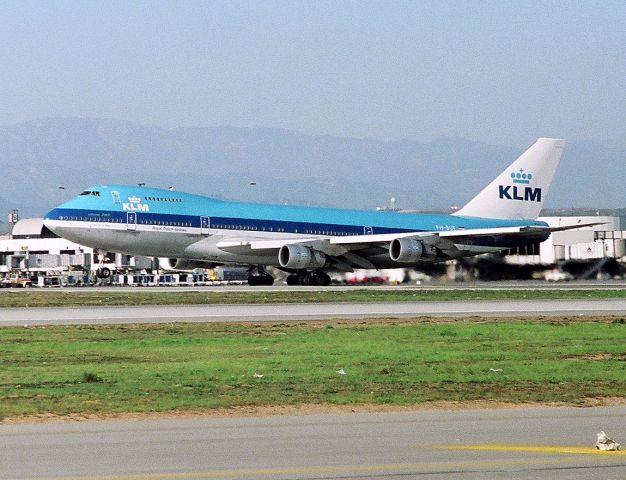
[0,218,151,274]
[0,218,92,273]
[504,214,625,266]
[540,215,625,264]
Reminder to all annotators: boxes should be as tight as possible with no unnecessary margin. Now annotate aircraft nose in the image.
[42,208,60,231]
[43,208,57,221]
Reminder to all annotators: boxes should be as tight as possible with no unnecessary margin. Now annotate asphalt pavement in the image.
[2,406,626,479]
[0,298,624,327]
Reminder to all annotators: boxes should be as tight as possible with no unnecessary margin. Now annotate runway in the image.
[1,298,625,326]
[2,407,625,479]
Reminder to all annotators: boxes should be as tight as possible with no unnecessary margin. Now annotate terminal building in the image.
[540,214,624,263]
[488,212,624,281]
[0,217,156,285]
[504,213,625,264]
[0,218,94,274]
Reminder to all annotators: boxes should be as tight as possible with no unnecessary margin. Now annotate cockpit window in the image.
[80,190,101,197]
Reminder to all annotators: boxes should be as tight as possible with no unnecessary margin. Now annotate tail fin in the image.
[452,138,565,220]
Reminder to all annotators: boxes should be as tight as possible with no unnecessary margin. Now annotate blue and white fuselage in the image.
[43,138,589,285]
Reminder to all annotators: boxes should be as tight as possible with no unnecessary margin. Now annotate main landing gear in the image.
[247,266,274,286]
[286,270,331,286]
[247,267,331,286]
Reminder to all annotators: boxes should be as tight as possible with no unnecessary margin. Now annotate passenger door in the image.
[200,216,210,236]
[127,212,137,231]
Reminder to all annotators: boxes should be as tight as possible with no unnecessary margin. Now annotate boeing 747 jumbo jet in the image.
[44,138,594,286]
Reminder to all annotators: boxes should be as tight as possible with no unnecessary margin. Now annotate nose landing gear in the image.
[95,267,111,279]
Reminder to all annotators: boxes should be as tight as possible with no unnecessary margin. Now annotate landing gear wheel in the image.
[248,274,274,286]
[96,267,111,279]
[247,266,275,286]
[309,270,331,286]
[248,272,274,287]
[292,270,330,286]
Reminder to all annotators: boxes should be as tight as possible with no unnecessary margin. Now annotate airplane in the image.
[43,138,596,286]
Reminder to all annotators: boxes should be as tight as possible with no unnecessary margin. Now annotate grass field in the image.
[1,317,625,419]
[0,288,625,308]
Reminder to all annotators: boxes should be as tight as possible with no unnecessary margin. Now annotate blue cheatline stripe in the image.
[46,208,420,236]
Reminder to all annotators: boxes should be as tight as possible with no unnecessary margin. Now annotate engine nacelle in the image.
[278,245,326,269]
[389,238,434,263]
[160,257,218,271]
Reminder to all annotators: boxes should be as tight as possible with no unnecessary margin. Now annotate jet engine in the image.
[389,238,435,263]
[160,258,219,271]
[278,245,326,269]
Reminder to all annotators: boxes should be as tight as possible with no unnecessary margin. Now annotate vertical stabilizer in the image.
[452,138,565,220]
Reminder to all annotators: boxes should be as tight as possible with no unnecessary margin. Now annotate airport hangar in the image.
[0,210,624,285]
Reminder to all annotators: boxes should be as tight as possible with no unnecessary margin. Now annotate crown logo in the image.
[510,168,532,185]
[128,196,141,203]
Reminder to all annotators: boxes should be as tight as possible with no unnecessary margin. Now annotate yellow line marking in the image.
[30,456,620,480]
[438,444,626,456]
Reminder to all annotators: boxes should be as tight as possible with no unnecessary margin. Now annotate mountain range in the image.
[0,118,623,217]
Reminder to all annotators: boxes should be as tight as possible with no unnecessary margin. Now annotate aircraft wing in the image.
[216,222,603,270]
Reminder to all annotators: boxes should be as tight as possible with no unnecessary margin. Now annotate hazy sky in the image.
[1,0,624,147]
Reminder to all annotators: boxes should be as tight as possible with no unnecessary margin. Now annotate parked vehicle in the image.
[0,276,33,288]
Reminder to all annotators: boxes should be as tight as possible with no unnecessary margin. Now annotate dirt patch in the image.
[239,315,626,328]
[569,353,626,361]
[4,398,626,425]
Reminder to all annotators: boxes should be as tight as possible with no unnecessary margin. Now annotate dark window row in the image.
[62,216,121,223]
[145,196,183,203]
[211,223,351,235]
[139,219,192,227]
